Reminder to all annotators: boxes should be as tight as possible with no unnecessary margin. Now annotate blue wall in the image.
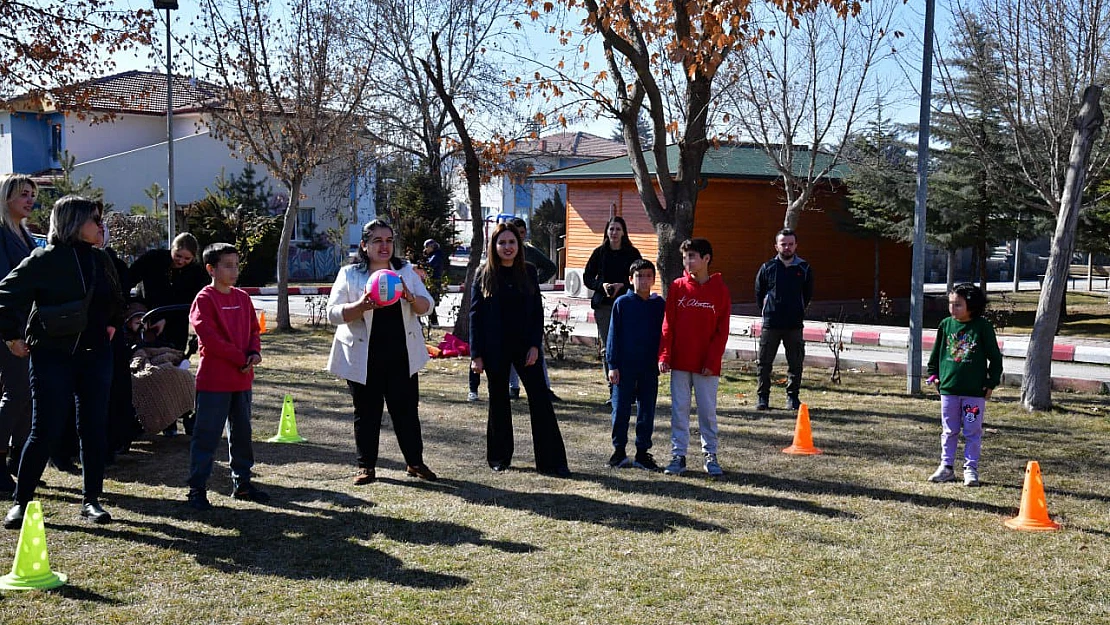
[11,112,64,174]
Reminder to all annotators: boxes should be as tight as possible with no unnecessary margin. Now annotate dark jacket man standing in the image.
[754,229,813,411]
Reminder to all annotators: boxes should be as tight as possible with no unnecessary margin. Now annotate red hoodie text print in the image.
[676,296,717,312]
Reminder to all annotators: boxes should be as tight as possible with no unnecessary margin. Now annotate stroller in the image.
[126,304,197,436]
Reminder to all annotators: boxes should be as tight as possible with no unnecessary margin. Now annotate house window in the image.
[51,124,62,160]
[296,207,315,241]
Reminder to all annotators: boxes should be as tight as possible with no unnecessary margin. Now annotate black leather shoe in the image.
[3,503,25,530]
[539,466,572,479]
[489,462,510,473]
[80,501,112,524]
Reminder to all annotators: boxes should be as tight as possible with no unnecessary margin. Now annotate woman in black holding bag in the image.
[0,196,124,528]
[470,223,569,477]
[582,216,641,404]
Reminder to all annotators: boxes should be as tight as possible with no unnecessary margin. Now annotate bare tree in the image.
[937,0,1110,410]
[193,0,373,330]
[354,0,522,186]
[720,0,906,229]
[0,1,155,106]
[527,0,863,290]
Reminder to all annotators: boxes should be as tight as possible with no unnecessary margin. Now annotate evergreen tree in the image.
[531,190,566,258]
[385,170,456,259]
[931,15,1043,288]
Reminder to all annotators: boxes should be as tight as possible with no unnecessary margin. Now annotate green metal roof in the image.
[531,143,850,182]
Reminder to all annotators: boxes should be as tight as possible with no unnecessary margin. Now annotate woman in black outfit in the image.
[470,223,569,477]
[0,196,124,528]
[127,232,208,350]
[582,215,641,403]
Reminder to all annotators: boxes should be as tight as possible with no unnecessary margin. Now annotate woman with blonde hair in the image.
[0,174,38,492]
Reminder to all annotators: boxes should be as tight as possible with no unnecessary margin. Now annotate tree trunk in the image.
[1021,85,1103,411]
[275,176,303,331]
[419,36,483,341]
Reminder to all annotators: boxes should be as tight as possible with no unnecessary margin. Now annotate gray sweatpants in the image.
[669,370,720,456]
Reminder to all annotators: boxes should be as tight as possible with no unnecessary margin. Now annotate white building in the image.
[0,71,374,281]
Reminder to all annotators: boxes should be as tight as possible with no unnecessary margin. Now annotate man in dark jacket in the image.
[510,218,557,284]
[754,229,813,411]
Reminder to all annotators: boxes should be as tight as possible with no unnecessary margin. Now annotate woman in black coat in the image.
[0,174,38,491]
[0,195,124,528]
[469,223,568,477]
[582,215,641,402]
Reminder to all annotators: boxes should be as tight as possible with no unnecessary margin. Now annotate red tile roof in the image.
[51,70,223,114]
[512,131,626,159]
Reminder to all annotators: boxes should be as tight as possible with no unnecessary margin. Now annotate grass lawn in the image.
[1,328,1108,624]
[894,290,1110,339]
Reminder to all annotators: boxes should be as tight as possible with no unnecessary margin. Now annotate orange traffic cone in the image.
[258,311,267,334]
[1005,461,1061,531]
[782,403,822,455]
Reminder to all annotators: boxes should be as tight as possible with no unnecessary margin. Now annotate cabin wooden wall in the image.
[563,179,911,304]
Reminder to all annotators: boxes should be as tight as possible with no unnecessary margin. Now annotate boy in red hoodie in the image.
[185,243,268,510]
[658,238,731,477]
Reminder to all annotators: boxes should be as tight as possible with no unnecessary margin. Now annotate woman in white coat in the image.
[327,220,436,485]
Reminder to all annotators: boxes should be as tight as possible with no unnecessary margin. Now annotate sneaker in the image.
[663,455,686,476]
[632,451,661,471]
[3,503,24,530]
[509,387,521,400]
[186,489,213,511]
[928,464,956,483]
[231,482,271,503]
[756,396,770,411]
[467,391,479,402]
[608,449,632,468]
[964,467,980,487]
[353,467,376,485]
[704,453,724,477]
[787,395,801,411]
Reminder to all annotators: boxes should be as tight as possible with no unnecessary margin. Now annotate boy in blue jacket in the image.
[606,259,666,470]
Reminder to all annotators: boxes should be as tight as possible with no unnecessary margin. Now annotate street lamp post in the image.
[154,1,178,245]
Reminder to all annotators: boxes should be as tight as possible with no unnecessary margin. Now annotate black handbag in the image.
[36,250,97,337]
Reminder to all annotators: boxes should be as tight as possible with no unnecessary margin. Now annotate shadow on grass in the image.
[434,477,732,534]
[61,484,537,588]
[583,472,855,520]
[729,471,1015,516]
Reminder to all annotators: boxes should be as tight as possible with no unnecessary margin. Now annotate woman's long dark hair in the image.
[479,223,532,298]
[602,215,635,251]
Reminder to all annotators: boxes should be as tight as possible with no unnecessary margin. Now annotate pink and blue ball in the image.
[367,269,404,306]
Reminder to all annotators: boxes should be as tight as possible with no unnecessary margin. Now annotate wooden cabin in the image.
[533,144,912,313]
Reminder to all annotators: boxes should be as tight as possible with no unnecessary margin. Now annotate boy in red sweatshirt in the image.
[186,243,268,510]
[658,238,731,477]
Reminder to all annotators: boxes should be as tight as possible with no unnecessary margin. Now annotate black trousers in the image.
[757,327,806,398]
[347,368,423,469]
[485,351,567,471]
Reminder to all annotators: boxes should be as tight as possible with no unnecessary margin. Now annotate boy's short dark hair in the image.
[777,228,797,241]
[679,238,713,262]
[951,282,987,318]
[203,242,239,267]
[628,258,655,277]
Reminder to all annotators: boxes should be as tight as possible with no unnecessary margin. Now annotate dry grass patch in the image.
[0,329,1107,624]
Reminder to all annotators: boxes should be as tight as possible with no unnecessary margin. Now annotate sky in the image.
[103,0,948,141]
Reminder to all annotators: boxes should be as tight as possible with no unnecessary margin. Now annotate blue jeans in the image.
[188,390,255,491]
[611,368,658,452]
[15,344,112,504]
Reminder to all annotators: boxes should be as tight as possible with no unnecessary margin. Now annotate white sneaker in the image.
[663,455,686,476]
[704,453,724,477]
[964,467,980,487]
[928,465,956,483]
[467,391,479,402]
